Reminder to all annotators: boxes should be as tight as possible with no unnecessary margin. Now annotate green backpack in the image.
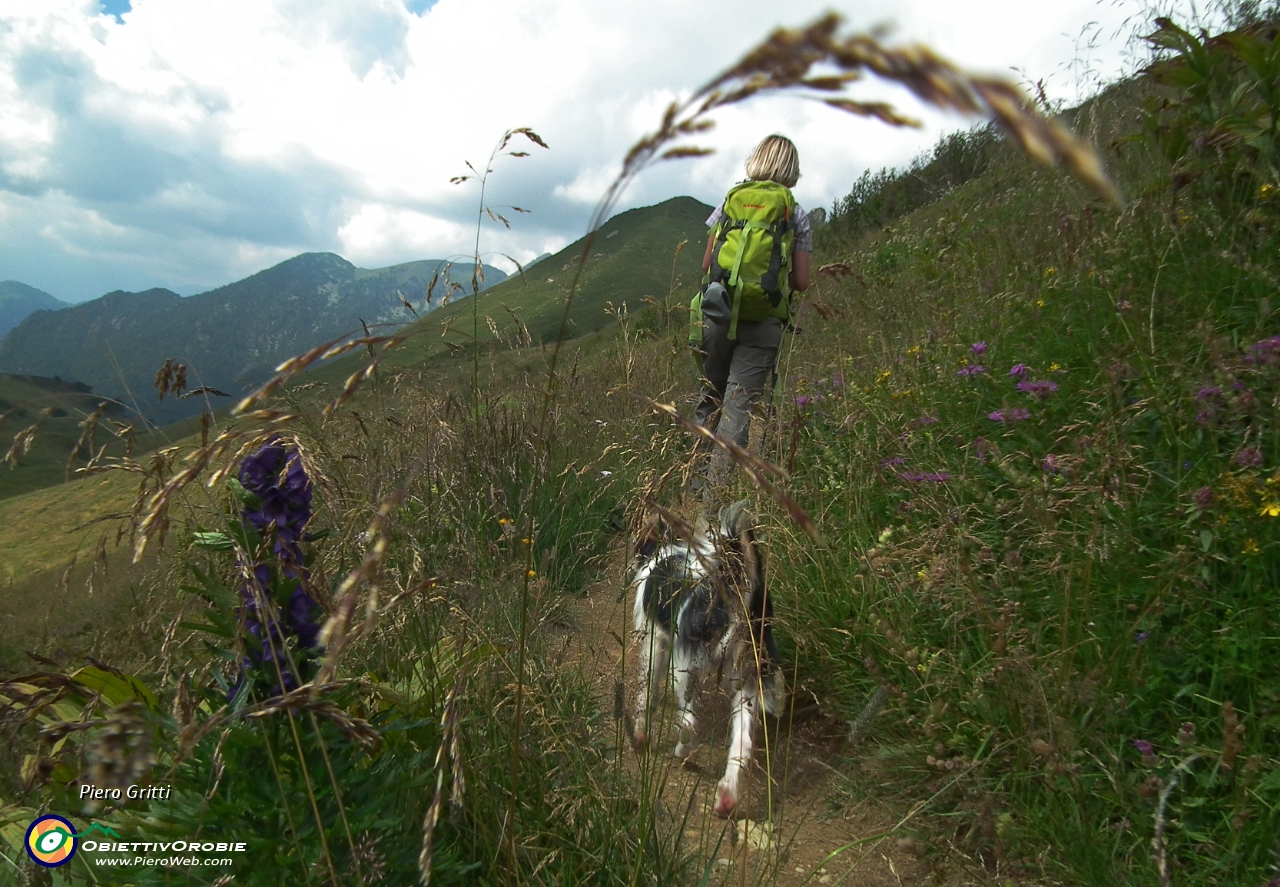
[695,180,797,343]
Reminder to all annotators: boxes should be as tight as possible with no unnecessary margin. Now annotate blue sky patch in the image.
[404,0,438,15]
[100,0,131,23]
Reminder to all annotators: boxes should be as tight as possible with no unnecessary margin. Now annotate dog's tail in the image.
[761,664,788,718]
[721,500,788,716]
[758,616,787,716]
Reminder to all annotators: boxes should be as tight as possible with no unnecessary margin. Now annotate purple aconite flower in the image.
[1016,379,1059,400]
[971,342,987,355]
[1194,486,1214,509]
[1135,631,1149,644]
[957,364,987,377]
[1236,447,1263,469]
[239,442,312,533]
[1042,453,1060,475]
[1009,363,1028,378]
[795,395,811,407]
[880,456,907,468]
[1195,386,1221,400]
[234,439,322,698]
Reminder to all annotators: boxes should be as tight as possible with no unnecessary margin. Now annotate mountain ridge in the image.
[0,252,504,420]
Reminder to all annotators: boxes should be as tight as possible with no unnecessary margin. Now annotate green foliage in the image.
[1138,16,1280,209]
[819,125,1000,252]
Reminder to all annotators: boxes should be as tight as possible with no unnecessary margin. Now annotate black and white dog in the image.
[630,500,786,818]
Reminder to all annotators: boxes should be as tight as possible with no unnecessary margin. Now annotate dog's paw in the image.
[713,785,737,819]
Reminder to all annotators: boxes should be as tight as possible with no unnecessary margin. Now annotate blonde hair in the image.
[744,135,800,188]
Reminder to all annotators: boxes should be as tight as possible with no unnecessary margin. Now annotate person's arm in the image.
[702,232,716,273]
[790,251,810,291]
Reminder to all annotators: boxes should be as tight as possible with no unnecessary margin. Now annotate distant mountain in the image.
[0,281,67,339]
[0,254,504,421]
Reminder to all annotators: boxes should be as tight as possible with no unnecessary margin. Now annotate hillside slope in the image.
[287,196,713,395]
[420,195,712,344]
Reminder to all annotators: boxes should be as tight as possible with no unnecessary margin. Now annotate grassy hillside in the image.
[389,195,711,351]
[756,46,1280,882]
[0,373,129,500]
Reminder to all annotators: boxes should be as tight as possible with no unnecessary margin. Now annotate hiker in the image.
[690,134,812,492]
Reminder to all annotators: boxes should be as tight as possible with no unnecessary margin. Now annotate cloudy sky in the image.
[0,0,1212,303]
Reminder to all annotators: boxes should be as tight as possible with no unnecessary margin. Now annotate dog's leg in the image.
[633,622,670,753]
[715,685,757,818]
[671,646,701,760]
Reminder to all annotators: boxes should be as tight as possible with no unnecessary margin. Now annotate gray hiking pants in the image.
[693,311,783,488]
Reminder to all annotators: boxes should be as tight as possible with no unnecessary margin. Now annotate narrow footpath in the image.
[554,547,984,887]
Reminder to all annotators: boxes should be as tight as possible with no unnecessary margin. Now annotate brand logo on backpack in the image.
[705,180,797,341]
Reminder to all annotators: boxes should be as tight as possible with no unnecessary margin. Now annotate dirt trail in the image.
[555,550,982,887]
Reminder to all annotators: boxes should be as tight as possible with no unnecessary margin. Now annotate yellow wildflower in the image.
[1050,362,1061,372]
[1260,502,1280,517]
[1260,183,1275,198]
[1035,299,1046,307]
[1242,538,1259,555]
[499,518,511,525]
[1044,267,1057,278]
[527,569,538,577]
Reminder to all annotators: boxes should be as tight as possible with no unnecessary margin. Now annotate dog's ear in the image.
[632,512,662,562]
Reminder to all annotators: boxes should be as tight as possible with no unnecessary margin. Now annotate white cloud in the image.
[337,201,468,265]
[0,0,1212,300]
